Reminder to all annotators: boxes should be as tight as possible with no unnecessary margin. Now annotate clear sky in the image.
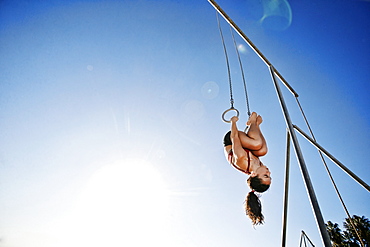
[0,0,369,246]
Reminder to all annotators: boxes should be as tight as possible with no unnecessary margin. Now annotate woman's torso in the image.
[224,145,260,174]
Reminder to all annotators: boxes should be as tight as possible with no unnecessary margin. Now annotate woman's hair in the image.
[245,176,270,225]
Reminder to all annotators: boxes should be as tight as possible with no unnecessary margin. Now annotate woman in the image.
[223,112,271,225]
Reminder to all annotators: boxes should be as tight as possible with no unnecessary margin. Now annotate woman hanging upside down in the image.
[223,112,271,225]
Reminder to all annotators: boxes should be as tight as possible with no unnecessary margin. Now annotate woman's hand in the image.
[231,116,239,123]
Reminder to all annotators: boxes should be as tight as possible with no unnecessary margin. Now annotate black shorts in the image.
[223,131,232,147]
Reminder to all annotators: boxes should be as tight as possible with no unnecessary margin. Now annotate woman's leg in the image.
[238,112,268,156]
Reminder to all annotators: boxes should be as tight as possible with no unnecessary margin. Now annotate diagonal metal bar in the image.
[295,98,366,247]
[302,230,316,247]
[293,124,370,192]
[207,0,298,97]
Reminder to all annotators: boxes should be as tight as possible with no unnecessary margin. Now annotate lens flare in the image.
[237,44,248,54]
[201,81,219,99]
[260,0,292,31]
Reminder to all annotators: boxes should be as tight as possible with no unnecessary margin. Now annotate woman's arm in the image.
[230,117,249,170]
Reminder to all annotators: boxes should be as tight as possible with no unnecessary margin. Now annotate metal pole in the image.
[302,230,316,247]
[299,231,304,247]
[269,65,332,247]
[293,125,370,192]
[207,0,298,97]
[281,129,291,247]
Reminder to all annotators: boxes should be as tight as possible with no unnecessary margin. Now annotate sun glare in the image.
[53,159,170,247]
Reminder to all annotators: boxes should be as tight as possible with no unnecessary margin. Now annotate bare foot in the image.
[246,112,258,125]
[256,115,263,125]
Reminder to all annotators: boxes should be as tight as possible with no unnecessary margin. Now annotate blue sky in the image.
[0,0,369,246]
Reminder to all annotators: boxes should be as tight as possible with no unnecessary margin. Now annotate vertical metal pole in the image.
[269,65,332,247]
[281,129,291,247]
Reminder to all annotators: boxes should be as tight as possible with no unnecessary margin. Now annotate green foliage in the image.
[326,215,370,247]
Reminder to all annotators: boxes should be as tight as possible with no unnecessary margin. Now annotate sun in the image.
[53,158,171,247]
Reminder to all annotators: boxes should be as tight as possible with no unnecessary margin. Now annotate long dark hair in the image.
[245,176,270,225]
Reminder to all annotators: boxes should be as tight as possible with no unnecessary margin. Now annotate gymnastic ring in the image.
[222,107,239,123]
